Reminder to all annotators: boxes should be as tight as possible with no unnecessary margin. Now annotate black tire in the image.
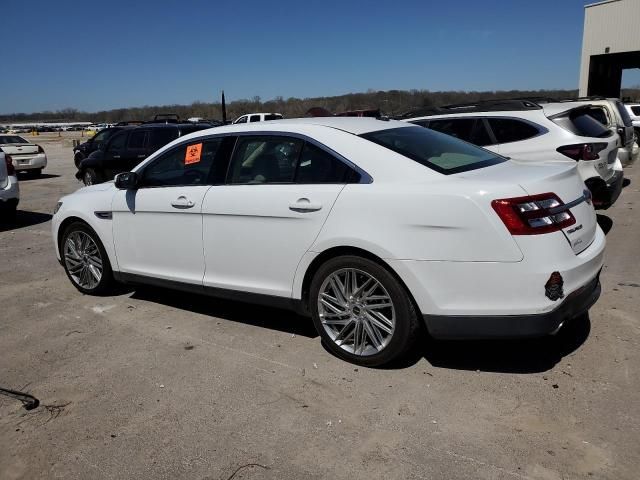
[74,152,85,169]
[83,168,99,186]
[309,255,420,367]
[60,221,115,295]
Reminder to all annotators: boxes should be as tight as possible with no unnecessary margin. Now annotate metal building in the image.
[579,0,640,97]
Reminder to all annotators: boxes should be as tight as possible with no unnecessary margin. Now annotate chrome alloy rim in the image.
[318,268,395,356]
[64,231,103,289]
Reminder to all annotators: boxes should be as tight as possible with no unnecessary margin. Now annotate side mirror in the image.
[115,172,139,190]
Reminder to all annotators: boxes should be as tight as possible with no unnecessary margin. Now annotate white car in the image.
[625,103,640,130]
[233,113,283,124]
[0,134,48,177]
[402,100,623,210]
[0,152,19,220]
[52,118,604,366]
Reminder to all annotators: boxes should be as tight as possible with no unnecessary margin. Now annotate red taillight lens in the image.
[557,143,607,161]
[492,193,576,235]
[5,155,15,175]
[37,144,45,154]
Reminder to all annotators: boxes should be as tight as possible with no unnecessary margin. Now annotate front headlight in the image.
[53,202,63,214]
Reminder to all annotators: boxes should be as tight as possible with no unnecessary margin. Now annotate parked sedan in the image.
[0,152,19,220]
[0,134,47,177]
[52,118,604,366]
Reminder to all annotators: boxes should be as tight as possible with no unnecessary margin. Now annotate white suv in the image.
[402,100,623,209]
[625,103,640,130]
[0,152,19,220]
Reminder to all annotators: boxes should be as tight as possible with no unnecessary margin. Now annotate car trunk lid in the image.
[459,160,597,254]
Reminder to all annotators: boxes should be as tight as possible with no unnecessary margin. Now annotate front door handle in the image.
[289,198,322,213]
[171,196,195,209]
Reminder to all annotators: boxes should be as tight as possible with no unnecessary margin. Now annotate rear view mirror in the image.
[115,172,139,190]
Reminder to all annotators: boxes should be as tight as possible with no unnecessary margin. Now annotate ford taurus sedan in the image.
[52,118,604,366]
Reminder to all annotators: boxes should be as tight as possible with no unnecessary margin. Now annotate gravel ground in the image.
[1,133,639,480]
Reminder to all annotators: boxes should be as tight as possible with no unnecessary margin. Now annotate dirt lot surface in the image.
[1,133,639,480]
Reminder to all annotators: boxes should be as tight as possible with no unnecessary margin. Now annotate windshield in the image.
[0,135,29,144]
[360,126,505,174]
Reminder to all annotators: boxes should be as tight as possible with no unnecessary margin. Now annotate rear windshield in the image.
[614,101,633,127]
[0,135,28,144]
[360,126,505,174]
[551,110,613,139]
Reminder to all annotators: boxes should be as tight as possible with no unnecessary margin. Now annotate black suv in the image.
[73,126,130,168]
[76,122,216,185]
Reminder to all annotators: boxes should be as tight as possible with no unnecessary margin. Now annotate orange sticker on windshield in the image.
[185,143,202,164]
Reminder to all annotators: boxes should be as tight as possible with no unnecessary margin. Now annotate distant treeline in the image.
[2,88,640,123]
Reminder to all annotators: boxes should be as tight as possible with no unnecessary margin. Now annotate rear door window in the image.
[149,128,179,151]
[295,142,357,183]
[228,136,303,184]
[428,118,475,142]
[264,114,282,121]
[487,118,540,144]
[127,130,148,150]
[249,115,261,123]
[631,106,640,116]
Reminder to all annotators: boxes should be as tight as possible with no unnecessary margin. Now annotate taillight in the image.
[557,143,607,161]
[37,144,45,154]
[492,193,576,235]
[5,155,15,175]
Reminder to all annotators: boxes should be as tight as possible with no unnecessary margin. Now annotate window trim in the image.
[133,131,373,186]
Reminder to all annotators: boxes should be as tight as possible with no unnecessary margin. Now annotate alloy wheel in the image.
[64,231,103,290]
[317,268,395,356]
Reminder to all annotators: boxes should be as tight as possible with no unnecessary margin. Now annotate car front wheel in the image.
[83,168,99,186]
[309,255,420,367]
[61,222,114,295]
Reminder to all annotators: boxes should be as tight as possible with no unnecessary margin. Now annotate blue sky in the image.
[1,0,639,113]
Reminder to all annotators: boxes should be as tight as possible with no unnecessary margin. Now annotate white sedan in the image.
[0,134,48,177]
[52,118,604,366]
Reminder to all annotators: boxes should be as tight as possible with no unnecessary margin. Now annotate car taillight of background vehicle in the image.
[37,145,45,154]
[491,193,576,235]
[5,155,15,175]
[556,143,607,161]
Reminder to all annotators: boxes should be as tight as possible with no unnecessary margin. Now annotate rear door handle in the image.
[289,198,322,213]
[171,196,195,209]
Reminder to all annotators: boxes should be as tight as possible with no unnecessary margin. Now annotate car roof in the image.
[198,117,411,136]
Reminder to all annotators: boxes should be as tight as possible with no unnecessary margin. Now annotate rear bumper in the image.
[14,154,47,171]
[589,170,623,210]
[423,274,601,339]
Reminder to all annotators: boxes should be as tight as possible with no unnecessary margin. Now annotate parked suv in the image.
[401,100,623,209]
[73,125,131,168]
[537,98,636,167]
[76,122,215,185]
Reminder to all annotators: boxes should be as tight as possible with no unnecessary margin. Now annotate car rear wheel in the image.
[61,221,114,295]
[309,255,420,366]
